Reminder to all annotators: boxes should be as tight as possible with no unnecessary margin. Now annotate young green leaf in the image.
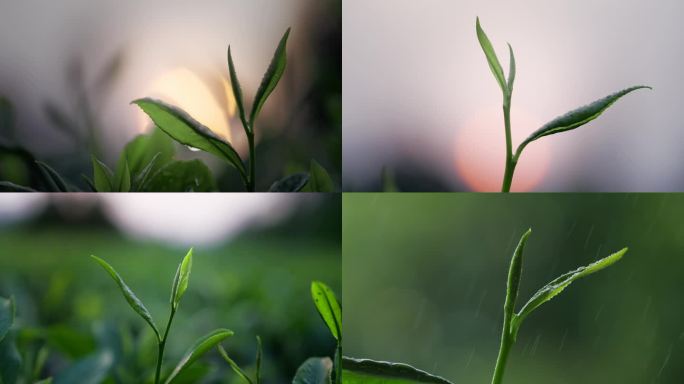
[304,160,334,192]
[506,43,516,94]
[510,247,628,338]
[269,173,309,192]
[504,229,531,321]
[164,328,234,384]
[116,159,132,192]
[122,129,175,176]
[255,335,263,384]
[91,156,114,192]
[293,357,333,384]
[141,159,217,192]
[133,98,246,179]
[90,255,161,341]
[228,46,249,132]
[476,17,507,94]
[342,357,453,384]
[250,28,290,125]
[517,86,652,154]
[36,161,70,192]
[0,296,14,343]
[170,248,193,311]
[218,344,254,384]
[311,281,341,341]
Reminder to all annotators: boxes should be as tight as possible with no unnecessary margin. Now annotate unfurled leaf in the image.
[311,281,341,341]
[90,256,161,341]
[91,156,114,192]
[121,129,175,176]
[170,248,193,310]
[53,350,114,384]
[304,160,334,192]
[164,329,234,384]
[293,357,333,384]
[0,297,13,343]
[36,161,70,192]
[250,28,290,125]
[476,18,506,93]
[510,247,628,338]
[228,46,249,131]
[133,98,246,179]
[342,357,453,384]
[518,86,651,151]
[142,159,216,192]
[218,344,253,384]
[116,159,131,192]
[503,229,531,321]
[269,173,309,192]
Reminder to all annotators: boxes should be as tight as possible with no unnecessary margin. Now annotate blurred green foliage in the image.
[343,194,683,384]
[0,199,340,383]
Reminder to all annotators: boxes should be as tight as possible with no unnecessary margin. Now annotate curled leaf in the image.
[170,248,193,310]
[164,329,234,384]
[476,18,506,94]
[250,28,290,125]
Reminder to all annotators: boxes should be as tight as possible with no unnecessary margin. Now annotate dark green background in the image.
[343,193,683,384]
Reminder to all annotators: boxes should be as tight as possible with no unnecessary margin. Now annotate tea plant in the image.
[475,18,651,192]
[134,29,333,192]
[340,228,627,384]
[91,249,233,384]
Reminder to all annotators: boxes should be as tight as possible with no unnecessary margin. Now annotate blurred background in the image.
[343,0,683,191]
[0,193,340,383]
[343,194,683,383]
[0,0,341,191]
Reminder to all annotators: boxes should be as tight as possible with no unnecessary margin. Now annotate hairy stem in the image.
[155,309,176,384]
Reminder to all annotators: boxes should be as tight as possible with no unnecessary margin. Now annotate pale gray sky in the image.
[343,0,684,191]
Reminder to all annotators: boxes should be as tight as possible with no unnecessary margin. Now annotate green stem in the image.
[247,131,256,192]
[334,342,342,384]
[155,309,176,384]
[501,93,515,192]
[491,325,513,384]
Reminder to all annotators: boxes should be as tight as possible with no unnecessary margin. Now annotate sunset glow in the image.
[454,107,549,192]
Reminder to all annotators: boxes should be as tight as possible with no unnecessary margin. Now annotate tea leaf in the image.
[510,247,628,337]
[293,357,333,384]
[518,86,652,152]
[342,357,453,384]
[218,344,253,384]
[269,173,309,192]
[250,28,290,125]
[0,331,22,384]
[121,130,175,176]
[115,159,131,192]
[164,328,234,384]
[53,350,114,384]
[476,18,506,94]
[504,229,531,321]
[90,255,161,341]
[36,161,70,192]
[142,159,216,192]
[506,44,516,94]
[304,160,334,192]
[0,297,14,343]
[0,181,36,192]
[133,98,246,178]
[91,156,114,192]
[311,281,341,341]
[170,248,193,311]
[228,46,249,131]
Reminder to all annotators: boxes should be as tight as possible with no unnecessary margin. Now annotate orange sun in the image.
[454,107,550,192]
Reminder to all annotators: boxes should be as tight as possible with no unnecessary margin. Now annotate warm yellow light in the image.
[138,68,232,142]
